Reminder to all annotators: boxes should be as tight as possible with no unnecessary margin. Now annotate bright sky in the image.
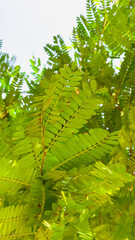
[0,0,86,75]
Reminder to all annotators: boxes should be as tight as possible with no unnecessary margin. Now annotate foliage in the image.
[0,0,135,239]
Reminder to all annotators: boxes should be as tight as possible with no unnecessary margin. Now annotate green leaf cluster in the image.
[0,0,135,239]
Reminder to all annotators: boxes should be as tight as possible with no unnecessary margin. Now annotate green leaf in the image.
[64,64,71,75]
[82,82,91,96]
[96,87,108,94]
[60,68,69,79]
[70,76,82,82]
[32,66,39,73]
[90,79,97,92]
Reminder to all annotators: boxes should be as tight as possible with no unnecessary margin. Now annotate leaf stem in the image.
[41,124,46,176]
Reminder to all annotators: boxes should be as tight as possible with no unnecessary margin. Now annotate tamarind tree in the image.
[0,0,135,239]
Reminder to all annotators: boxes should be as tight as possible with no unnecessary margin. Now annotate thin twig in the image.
[98,14,109,46]
[108,91,122,111]
[41,124,46,176]
[1,110,8,119]
[31,141,41,170]
[115,56,133,102]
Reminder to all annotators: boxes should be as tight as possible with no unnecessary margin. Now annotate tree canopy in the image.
[0,0,135,239]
